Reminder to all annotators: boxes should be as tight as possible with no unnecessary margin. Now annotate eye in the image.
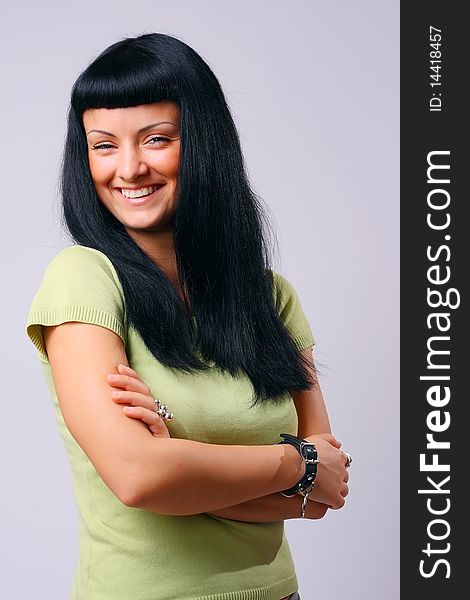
[90,142,115,151]
[147,135,171,145]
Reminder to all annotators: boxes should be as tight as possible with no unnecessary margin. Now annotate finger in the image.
[321,433,342,449]
[117,363,144,381]
[122,406,167,433]
[341,483,349,498]
[343,470,350,484]
[312,433,341,448]
[304,501,329,520]
[111,390,156,412]
[107,373,152,396]
[329,496,346,510]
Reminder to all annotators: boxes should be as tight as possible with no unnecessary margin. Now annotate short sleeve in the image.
[26,245,126,362]
[272,271,315,351]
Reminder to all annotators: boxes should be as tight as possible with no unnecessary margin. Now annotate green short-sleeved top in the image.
[26,245,315,600]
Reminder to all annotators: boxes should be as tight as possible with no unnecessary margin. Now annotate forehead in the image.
[82,101,180,132]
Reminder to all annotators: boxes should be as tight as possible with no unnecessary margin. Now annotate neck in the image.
[126,227,191,312]
[126,226,175,267]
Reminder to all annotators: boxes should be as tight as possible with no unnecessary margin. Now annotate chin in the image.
[124,220,171,234]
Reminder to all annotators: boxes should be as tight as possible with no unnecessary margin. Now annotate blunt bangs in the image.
[71,36,183,114]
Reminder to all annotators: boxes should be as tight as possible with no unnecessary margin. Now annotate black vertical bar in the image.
[401,3,466,598]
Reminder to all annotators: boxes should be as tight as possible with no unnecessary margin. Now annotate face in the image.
[83,101,181,236]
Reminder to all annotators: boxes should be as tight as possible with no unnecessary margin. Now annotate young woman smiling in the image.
[26,32,350,600]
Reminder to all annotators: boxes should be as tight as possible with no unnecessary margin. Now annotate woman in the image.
[26,32,350,600]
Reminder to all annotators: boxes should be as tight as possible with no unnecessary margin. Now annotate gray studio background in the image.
[1,1,399,598]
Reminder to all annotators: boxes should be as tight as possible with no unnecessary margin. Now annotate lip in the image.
[117,184,165,205]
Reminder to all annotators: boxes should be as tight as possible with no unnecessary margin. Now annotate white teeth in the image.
[120,185,160,199]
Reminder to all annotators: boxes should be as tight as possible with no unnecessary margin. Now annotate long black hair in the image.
[60,32,315,405]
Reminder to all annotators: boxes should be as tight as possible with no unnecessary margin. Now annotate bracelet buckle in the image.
[300,441,320,464]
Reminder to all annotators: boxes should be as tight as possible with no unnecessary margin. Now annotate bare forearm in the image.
[208,493,302,522]
[133,437,304,516]
[208,494,329,523]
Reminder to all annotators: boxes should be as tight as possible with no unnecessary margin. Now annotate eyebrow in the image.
[86,121,177,136]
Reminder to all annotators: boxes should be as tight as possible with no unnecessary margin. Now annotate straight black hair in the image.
[60,32,315,405]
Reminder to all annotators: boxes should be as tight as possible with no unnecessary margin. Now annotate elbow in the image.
[117,483,143,509]
[114,469,143,508]
[114,438,187,512]
[116,456,171,510]
[112,462,156,509]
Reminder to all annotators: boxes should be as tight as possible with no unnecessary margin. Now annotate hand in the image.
[106,364,170,438]
[304,433,350,509]
[302,499,330,520]
[305,469,349,511]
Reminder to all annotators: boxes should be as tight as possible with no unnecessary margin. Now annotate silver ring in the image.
[344,452,353,468]
[154,398,174,421]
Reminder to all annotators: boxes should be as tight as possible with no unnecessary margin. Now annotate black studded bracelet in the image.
[278,433,319,498]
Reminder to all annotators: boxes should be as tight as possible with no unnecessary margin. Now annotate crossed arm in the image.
[208,352,346,521]
[44,322,348,521]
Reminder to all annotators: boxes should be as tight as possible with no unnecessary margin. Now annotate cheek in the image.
[88,157,111,188]
[87,157,100,185]
[158,148,180,179]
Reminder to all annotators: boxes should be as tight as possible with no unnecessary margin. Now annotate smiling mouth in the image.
[119,184,164,199]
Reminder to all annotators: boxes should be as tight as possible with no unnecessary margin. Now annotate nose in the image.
[116,145,149,181]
